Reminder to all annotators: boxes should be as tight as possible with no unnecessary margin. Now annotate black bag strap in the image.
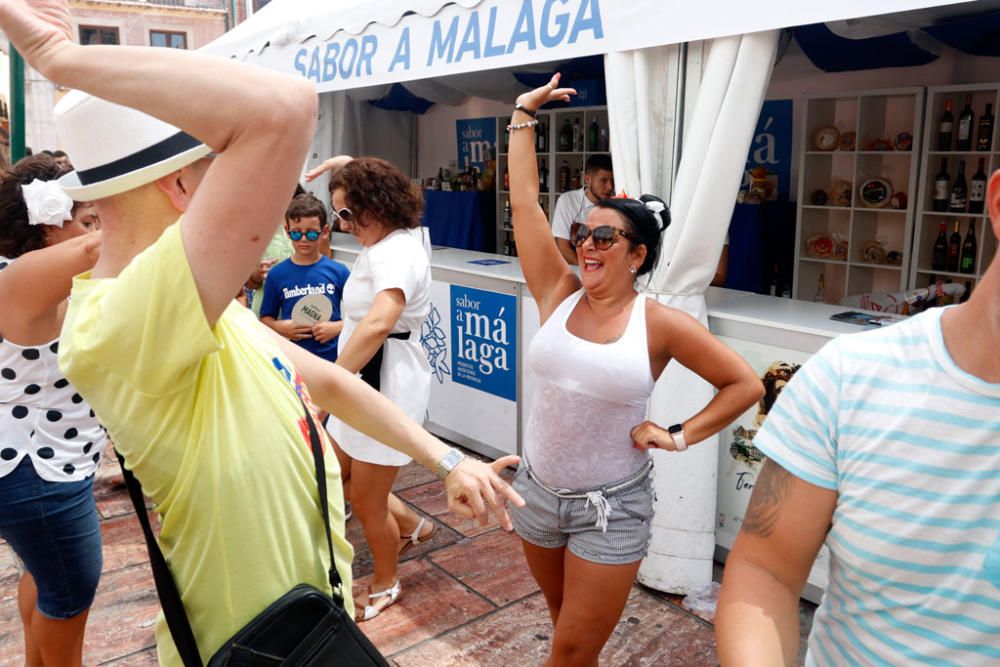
[117,397,342,667]
[116,449,204,667]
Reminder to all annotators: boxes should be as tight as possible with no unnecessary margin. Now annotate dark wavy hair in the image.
[0,154,69,258]
[328,157,423,230]
[286,193,328,228]
[595,195,670,276]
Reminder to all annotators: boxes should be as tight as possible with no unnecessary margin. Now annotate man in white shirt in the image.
[551,154,614,264]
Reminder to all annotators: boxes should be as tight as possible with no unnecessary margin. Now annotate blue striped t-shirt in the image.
[754,306,1000,666]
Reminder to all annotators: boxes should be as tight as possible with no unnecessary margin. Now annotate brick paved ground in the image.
[0,449,815,666]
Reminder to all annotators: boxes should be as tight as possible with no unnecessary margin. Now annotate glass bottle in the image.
[956,94,975,151]
[948,160,967,213]
[559,119,572,152]
[960,220,977,275]
[977,103,994,152]
[946,220,962,273]
[932,159,949,212]
[969,158,987,215]
[931,222,948,272]
[938,98,953,151]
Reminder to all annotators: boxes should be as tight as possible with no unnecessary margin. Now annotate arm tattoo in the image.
[742,459,794,537]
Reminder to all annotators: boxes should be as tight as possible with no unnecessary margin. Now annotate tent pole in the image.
[9,47,25,162]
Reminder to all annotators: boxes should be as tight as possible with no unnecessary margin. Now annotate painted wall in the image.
[416,97,511,180]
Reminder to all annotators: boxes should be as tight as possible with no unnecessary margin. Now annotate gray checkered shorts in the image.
[510,459,654,565]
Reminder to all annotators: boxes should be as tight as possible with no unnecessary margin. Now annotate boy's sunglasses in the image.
[287,229,321,241]
[331,207,354,224]
[570,222,635,250]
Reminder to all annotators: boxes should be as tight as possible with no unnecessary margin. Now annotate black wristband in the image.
[514,103,537,118]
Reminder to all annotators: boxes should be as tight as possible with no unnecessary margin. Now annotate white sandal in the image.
[398,516,436,555]
[357,579,401,622]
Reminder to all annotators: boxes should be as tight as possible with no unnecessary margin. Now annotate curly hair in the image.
[328,157,423,230]
[0,154,68,259]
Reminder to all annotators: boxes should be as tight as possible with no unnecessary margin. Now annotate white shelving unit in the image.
[793,88,924,305]
[495,105,609,256]
[909,83,999,299]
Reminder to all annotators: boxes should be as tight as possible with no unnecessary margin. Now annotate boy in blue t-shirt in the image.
[260,194,350,362]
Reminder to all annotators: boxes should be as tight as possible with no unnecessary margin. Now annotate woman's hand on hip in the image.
[631,421,678,451]
[444,455,525,530]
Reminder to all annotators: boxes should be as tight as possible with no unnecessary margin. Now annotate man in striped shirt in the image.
[716,169,1000,666]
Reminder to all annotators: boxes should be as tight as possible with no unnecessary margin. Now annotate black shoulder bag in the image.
[118,399,388,666]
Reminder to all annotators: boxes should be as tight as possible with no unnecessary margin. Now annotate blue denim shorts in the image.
[0,456,103,619]
[510,460,654,565]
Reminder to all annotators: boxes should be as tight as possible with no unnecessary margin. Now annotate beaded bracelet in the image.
[507,119,539,133]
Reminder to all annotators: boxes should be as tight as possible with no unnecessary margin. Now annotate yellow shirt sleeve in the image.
[64,222,221,396]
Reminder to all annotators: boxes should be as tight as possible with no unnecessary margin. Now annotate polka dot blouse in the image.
[0,257,107,482]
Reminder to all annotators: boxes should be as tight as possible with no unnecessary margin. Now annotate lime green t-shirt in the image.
[59,222,353,666]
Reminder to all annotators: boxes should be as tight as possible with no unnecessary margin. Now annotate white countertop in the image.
[330,233,890,339]
[706,287,890,338]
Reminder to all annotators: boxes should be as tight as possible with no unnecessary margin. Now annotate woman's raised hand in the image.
[0,0,74,77]
[515,73,576,114]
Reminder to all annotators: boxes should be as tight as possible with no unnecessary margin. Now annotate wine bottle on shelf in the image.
[502,166,509,191]
[814,273,825,303]
[938,98,954,151]
[598,128,610,152]
[969,158,987,215]
[570,168,581,190]
[931,222,948,272]
[949,160,967,213]
[956,94,975,151]
[572,118,582,152]
[960,220,977,275]
[977,103,994,151]
[559,160,570,192]
[947,220,962,273]
[559,119,572,152]
[538,159,548,192]
[588,118,599,152]
[502,200,512,230]
[932,159,950,212]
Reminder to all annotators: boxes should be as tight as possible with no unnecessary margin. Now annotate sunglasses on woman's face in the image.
[570,222,635,250]
[331,207,354,224]
[287,229,321,242]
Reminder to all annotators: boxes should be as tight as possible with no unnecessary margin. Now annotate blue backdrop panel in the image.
[793,23,938,72]
[422,190,496,253]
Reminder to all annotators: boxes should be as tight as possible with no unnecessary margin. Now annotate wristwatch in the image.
[668,424,687,452]
[435,448,466,480]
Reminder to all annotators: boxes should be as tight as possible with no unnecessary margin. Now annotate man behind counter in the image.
[551,154,614,265]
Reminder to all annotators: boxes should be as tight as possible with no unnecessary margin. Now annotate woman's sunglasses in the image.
[331,207,354,224]
[287,229,321,242]
[570,222,635,250]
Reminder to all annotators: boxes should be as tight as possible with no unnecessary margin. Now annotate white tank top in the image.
[524,289,655,488]
[0,256,107,482]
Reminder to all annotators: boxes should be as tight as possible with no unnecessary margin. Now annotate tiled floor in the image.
[0,451,815,666]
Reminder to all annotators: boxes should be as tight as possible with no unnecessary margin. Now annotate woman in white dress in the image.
[324,157,437,620]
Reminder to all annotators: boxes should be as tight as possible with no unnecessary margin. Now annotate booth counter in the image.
[331,232,885,600]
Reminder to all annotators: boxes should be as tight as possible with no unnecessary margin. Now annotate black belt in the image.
[359,332,411,392]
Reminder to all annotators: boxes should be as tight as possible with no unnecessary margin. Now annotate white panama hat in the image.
[54,90,212,201]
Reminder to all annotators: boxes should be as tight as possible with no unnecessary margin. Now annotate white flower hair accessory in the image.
[22,179,74,228]
[643,199,668,231]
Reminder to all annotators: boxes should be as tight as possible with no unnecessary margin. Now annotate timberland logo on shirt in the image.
[282,283,336,299]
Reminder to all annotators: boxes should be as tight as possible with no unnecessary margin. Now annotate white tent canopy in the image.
[204,0,965,94]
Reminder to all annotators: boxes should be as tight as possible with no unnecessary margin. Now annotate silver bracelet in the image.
[507,119,539,133]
